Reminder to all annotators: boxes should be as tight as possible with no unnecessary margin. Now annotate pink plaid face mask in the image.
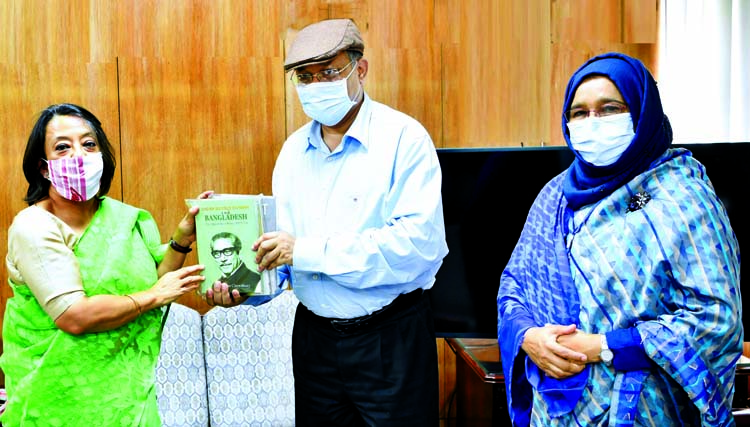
[43,153,104,202]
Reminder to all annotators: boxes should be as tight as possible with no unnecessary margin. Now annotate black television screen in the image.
[430,143,748,338]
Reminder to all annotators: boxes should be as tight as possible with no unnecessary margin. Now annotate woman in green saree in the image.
[1,103,209,426]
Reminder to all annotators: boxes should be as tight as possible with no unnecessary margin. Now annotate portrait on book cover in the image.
[209,231,261,295]
[188,194,278,297]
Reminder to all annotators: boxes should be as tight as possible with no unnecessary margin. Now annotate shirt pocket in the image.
[326,191,367,233]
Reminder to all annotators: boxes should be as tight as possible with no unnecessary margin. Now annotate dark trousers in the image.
[292,291,439,427]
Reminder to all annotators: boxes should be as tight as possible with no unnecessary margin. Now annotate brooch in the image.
[627,192,651,212]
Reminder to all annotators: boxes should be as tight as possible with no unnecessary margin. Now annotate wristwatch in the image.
[600,334,614,366]
[169,238,193,254]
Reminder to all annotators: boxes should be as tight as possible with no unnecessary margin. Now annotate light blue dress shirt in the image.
[272,94,448,319]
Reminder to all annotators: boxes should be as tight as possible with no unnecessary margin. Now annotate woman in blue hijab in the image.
[498,52,742,426]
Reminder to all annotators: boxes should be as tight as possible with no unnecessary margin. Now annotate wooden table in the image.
[446,338,510,427]
[734,363,750,425]
[447,338,750,425]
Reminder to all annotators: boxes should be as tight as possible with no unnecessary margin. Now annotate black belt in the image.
[303,288,425,334]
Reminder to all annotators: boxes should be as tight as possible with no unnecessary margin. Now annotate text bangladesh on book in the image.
[186,194,279,300]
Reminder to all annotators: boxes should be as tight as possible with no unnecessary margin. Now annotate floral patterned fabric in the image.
[203,290,297,427]
[156,303,209,426]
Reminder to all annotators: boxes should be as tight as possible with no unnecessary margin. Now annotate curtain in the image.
[658,0,750,143]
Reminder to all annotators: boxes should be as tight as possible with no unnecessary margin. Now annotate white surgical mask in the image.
[295,66,361,126]
[567,113,635,166]
[43,152,104,202]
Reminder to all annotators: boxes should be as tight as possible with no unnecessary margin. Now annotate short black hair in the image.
[22,103,116,205]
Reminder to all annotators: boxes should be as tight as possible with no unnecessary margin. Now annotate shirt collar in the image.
[304,93,372,153]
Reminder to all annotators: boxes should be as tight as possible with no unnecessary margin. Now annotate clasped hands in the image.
[521,324,602,379]
[203,230,296,308]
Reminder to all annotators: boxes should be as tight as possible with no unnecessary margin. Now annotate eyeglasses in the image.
[291,61,356,86]
[211,248,237,258]
[566,101,629,122]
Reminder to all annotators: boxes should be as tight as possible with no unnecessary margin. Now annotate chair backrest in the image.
[156,303,209,427]
[202,290,298,426]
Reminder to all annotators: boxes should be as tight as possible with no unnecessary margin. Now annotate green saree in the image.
[1,197,168,426]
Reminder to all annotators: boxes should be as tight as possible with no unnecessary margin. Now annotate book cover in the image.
[186,194,278,296]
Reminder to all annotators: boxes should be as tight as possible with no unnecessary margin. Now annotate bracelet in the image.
[169,237,193,254]
[125,294,142,316]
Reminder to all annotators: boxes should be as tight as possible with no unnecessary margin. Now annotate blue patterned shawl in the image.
[497,52,742,426]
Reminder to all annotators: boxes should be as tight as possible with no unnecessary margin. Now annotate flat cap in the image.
[284,19,364,71]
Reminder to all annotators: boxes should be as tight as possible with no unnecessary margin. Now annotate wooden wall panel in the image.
[442,0,552,147]
[315,0,369,25]
[102,0,285,312]
[91,0,284,60]
[366,0,442,145]
[285,0,330,27]
[0,1,95,63]
[368,0,434,49]
[552,0,623,43]
[117,56,285,312]
[623,0,659,44]
[364,46,443,145]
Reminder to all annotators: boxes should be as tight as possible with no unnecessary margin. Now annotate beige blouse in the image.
[6,206,86,320]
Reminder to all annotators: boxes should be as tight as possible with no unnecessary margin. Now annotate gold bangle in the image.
[125,294,142,316]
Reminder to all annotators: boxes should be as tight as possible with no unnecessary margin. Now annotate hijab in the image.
[561,52,673,210]
[500,53,673,421]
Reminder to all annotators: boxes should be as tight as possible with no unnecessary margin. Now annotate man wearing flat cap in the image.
[207,18,448,426]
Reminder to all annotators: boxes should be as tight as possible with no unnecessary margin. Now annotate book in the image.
[186,194,278,297]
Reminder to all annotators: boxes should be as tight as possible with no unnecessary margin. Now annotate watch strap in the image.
[169,238,193,254]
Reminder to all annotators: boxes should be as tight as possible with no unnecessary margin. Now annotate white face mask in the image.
[295,65,361,126]
[43,152,104,202]
[567,113,635,166]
